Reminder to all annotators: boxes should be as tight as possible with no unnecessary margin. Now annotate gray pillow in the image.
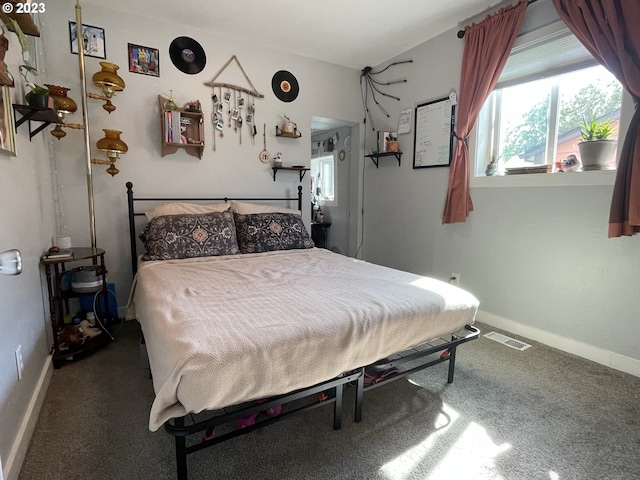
[235,213,314,253]
[140,211,239,260]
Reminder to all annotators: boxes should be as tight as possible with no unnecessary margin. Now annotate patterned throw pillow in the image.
[140,211,239,260]
[235,213,315,253]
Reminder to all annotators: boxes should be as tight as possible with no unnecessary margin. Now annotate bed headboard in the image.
[126,181,304,276]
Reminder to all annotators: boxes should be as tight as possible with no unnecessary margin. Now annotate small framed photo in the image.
[128,43,159,77]
[69,22,106,59]
[0,87,16,157]
[237,97,245,108]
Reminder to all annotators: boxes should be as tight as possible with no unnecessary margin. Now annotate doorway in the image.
[310,116,361,257]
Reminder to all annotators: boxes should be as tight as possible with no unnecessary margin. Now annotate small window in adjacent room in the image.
[310,153,337,207]
[474,26,623,177]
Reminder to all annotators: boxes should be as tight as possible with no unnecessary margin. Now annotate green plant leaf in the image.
[580,115,613,141]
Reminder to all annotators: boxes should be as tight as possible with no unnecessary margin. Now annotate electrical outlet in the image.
[15,345,24,380]
[450,273,460,286]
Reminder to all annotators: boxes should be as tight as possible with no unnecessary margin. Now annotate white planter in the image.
[578,139,617,171]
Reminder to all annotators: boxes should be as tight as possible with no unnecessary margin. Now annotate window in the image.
[310,153,337,207]
[474,25,623,178]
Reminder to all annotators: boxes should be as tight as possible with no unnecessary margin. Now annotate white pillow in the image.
[230,200,300,215]
[144,202,230,220]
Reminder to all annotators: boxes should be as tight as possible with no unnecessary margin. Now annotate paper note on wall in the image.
[398,107,412,134]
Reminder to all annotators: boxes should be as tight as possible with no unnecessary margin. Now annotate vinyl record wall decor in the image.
[169,36,206,74]
[272,70,299,102]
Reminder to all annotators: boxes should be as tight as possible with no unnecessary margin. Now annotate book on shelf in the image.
[45,248,74,259]
[172,111,182,143]
[165,110,183,143]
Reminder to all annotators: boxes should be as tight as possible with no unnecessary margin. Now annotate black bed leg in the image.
[333,385,343,430]
[355,370,364,423]
[447,347,458,383]
[174,417,188,480]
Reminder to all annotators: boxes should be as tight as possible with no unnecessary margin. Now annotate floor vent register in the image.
[484,331,531,351]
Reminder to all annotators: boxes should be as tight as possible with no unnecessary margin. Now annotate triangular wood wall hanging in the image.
[204,55,264,98]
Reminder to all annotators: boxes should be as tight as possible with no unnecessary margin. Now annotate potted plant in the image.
[19,64,52,108]
[577,115,617,171]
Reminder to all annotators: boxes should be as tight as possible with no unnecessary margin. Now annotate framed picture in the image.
[0,87,16,156]
[128,43,159,77]
[69,22,106,59]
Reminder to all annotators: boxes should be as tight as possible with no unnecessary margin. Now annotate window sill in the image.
[470,169,617,188]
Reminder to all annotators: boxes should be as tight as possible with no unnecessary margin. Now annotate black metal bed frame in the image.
[125,181,479,480]
[126,181,304,276]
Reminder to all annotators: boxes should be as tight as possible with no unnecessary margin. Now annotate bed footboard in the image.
[354,324,480,422]
[166,368,363,480]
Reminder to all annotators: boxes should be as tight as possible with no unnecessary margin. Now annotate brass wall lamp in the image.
[87,61,125,113]
[92,128,128,176]
[47,84,78,140]
[48,59,127,176]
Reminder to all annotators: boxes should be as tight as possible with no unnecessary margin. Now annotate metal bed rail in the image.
[354,324,480,423]
[166,368,364,480]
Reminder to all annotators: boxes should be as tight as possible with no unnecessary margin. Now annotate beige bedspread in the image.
[128,248,479,431]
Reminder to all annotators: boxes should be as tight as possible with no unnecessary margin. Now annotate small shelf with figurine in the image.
[275,116,302,138]
[159,94,205,159]
[275,125,302,138]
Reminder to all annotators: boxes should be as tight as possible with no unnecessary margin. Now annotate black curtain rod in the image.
[457,0,538,38]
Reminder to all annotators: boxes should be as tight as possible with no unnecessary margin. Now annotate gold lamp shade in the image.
[92,62,125,98]
[45,84,77,115]
[94,129,128,176]
[45,85,77,140]
[96,129,128,157]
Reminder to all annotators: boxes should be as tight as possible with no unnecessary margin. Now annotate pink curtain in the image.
[442,0,528,224]
[552,0,640,237]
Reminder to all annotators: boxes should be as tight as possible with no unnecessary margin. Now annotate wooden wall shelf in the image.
[159,95,205,159]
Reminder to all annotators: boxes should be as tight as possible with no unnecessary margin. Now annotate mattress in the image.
[128,248,479,431]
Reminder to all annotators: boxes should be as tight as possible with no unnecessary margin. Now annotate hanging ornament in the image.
[211,93,218,151]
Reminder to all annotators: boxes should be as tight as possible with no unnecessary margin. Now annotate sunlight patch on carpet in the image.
[428,422,511,480]
[380,402,460,479]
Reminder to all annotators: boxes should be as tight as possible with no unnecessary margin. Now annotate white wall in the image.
[42,1,364,306]
[0,26,56,480]
[361,2,640,373]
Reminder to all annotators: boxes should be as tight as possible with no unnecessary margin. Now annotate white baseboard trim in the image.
[4,356,53,480]
[477,310,640,378]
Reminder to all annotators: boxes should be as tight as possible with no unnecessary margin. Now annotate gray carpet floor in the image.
[18,320,640,480]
